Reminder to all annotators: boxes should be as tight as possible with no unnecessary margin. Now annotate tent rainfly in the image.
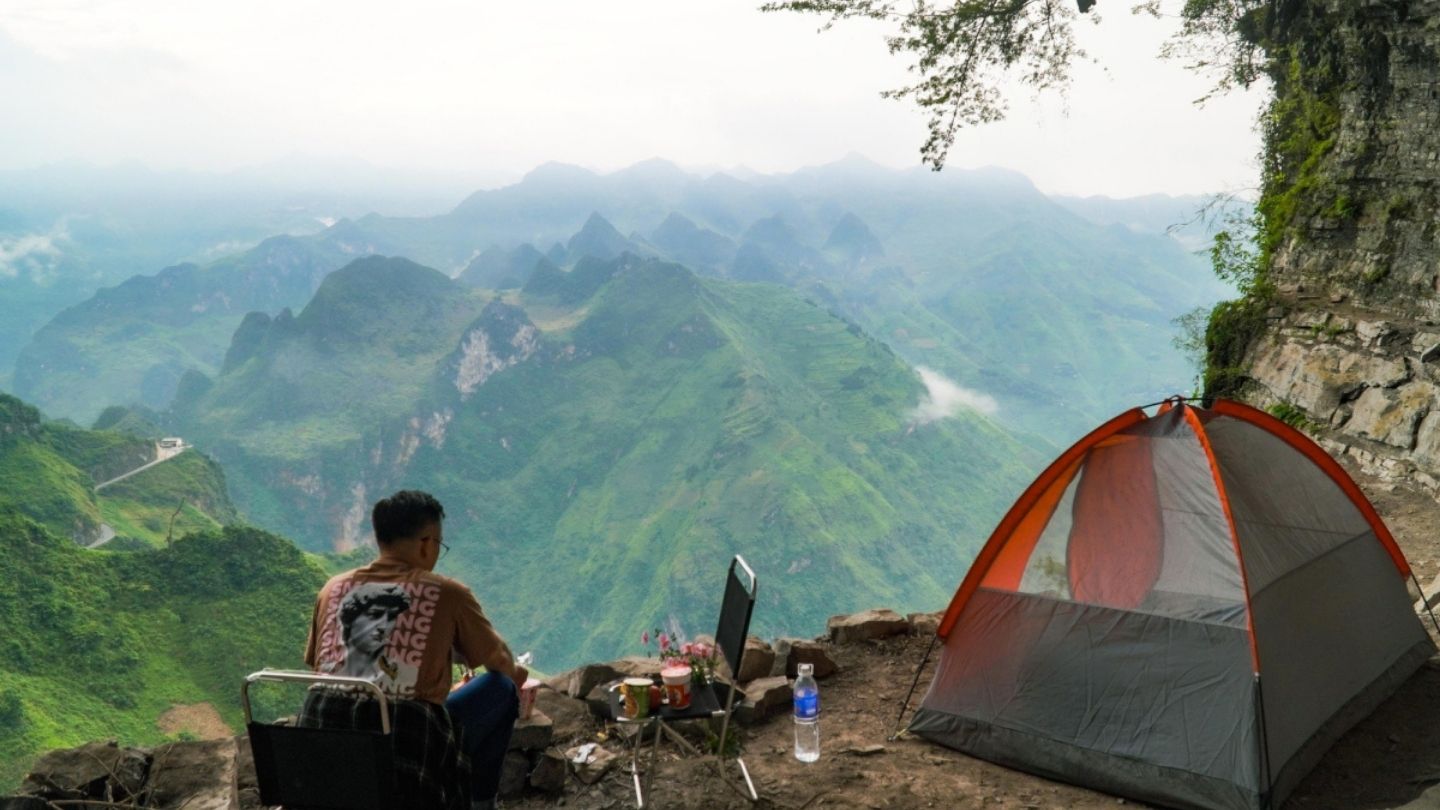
[909,398,1435,810]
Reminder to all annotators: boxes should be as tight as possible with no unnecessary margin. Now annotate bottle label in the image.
[794,691,819,720]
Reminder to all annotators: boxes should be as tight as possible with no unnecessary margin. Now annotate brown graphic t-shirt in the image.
[304,559,506,705]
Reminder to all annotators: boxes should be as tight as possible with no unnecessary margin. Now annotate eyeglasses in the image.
[437,539,450,559]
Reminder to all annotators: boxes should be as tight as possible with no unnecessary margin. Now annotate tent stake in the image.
[890,633,939,741]
[1411,571,1440,636]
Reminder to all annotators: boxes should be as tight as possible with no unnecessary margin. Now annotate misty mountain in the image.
[12,157,1228,445]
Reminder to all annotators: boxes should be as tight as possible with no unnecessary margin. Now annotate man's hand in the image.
[513,664,530,686]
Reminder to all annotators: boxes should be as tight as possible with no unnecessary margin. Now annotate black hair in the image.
[339,583,413,642]
[372,490,446,545]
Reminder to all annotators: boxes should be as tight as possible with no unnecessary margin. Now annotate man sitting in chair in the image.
[303,490,530,810]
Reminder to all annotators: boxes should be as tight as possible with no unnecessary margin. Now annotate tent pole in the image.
[1254,673,1274,810]
[890,633,939,741]
[1410,571,1440,636]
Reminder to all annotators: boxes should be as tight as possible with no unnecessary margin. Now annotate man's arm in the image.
[453,586,528,684]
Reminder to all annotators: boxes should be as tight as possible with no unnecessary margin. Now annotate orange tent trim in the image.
[937,407,1148,638]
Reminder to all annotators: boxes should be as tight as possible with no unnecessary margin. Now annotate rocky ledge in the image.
[4,609,925,810]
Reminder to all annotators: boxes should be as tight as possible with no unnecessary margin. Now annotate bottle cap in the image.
[798,663,814,676]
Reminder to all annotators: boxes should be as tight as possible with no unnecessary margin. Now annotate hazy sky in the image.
[0,0,1266,197]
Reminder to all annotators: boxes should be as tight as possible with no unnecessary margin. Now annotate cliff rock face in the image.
[1233,0,1440,487]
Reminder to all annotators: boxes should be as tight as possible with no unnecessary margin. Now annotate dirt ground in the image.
[155,702,232,741]
[506,460,1440,810]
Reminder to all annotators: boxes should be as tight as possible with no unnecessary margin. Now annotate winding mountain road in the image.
[86,439,188,549]
[94,441,188,492]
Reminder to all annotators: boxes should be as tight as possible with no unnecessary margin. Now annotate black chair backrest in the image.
[242,671,400,810]
[714,557,757,677]
[247,722,397,810]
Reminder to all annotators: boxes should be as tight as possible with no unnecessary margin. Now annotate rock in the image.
[21,740,150,802]
[1355,320,1395,346]
[146,738,239,810]
[566,743,617,785]
[529,749,567,795]
[547,656,662,699]
[497,750,530,799]
[584,680,621,719]
[534,687,593,742]
[783,639,838,679]
[907,611,942,636]
[1246,338,1408,419]
[509,709,554,751]
[842,744,887,756]
[1414,570,1440,614]
[828,609,909,644]
[234,734,262,810]
[734,636,775,682]
[734,676,792,725]
[1346,382,1434,448]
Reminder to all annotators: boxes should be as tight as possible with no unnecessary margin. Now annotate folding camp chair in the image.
[610,555,759,807]
[242,669,398,810]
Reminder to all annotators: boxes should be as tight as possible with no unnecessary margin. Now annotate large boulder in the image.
[528,749,567,795]
[145,738,239,810]
[508,709,554,751]
[21,741,149,803]
[733,676,792,726]
[907,611,942,636]
[534,686,594,742]
[497,751,530,799]
[774,638,838,679]
[734,636,776,682]
[828,609,909,644]
[547,656,663,698]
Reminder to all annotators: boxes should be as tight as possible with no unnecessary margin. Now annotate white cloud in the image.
[911,366,999,424]
[0,223,65,281]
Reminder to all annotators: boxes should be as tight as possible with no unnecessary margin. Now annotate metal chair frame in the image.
[611,555,759,807]
[241,669,396,810]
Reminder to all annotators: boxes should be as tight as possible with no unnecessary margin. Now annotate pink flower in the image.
[642,631,650,646]
[658,632,671,651]
[681,642,694,656]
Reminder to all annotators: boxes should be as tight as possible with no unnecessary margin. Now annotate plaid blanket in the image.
[299,688,471,810]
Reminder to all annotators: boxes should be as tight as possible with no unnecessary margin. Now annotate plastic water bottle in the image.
[793,662,820,762]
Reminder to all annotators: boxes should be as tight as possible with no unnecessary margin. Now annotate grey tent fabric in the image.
[912,400,1434,810]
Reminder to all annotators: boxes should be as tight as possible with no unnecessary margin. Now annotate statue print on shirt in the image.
[316,579,443,699]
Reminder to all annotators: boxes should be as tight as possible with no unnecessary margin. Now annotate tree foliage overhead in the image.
[763,0,1276,169]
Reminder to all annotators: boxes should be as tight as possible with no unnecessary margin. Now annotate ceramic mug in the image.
[621,677,652,718]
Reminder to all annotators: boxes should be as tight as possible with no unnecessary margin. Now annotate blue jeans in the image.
[444,672,519,801]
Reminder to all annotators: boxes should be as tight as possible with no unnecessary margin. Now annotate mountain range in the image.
[168,253,1042,665]
[9,157,1229,444]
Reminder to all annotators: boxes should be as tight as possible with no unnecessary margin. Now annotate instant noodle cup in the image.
[519,677,541,720]
[661,665,692,709]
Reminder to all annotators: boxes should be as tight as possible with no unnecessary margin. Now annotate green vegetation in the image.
[1267,401,1316,432]
[97,451,238,547]
[0,514,325,790]
[0,393,234,547]
[177,255,1045,667]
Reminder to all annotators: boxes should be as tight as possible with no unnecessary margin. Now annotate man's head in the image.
[339,582,412,655]
[372,490,447,570]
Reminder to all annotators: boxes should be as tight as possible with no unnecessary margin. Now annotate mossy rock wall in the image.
[1260,0,1440,313]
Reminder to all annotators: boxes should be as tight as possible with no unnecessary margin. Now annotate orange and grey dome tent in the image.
[907,397,1436,810]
